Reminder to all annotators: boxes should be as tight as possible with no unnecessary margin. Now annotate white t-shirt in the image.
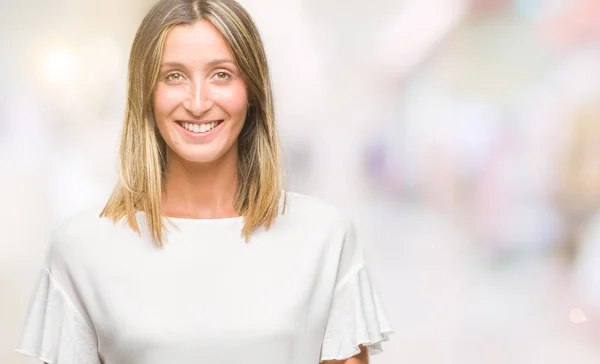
[16,192,393,364]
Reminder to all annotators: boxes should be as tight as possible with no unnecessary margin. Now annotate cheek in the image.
[153,86,182,119]
[213,84,248,120]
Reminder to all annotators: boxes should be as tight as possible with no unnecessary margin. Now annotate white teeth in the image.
[181,121,219,134]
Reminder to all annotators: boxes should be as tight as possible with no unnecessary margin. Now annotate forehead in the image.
[161,20,233,63]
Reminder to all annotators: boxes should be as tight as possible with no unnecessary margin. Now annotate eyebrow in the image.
[207,58,236,67]
[160,59,236,69]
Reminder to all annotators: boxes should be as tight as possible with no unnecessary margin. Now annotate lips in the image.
[176,120,223,134]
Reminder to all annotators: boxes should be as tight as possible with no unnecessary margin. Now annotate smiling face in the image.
[153,20,248,165]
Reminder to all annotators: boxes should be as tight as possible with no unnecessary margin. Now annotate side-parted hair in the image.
[100,0,285,246]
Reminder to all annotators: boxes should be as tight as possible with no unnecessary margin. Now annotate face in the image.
[153,20,248,165]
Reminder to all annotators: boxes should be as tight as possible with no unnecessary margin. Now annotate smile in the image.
[176,120,223,134]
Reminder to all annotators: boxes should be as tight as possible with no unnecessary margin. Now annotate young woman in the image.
[15,0,393,363]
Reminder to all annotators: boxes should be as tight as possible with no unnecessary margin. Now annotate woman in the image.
[15,0,393,363]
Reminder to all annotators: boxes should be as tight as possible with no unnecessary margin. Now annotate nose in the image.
[183,80,214,116]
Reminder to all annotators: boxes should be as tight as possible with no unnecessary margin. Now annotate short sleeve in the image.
[15,267,101,364]
[320,219,394,361]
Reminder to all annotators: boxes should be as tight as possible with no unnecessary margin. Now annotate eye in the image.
[166,72,185,82]
[213,71,230,81]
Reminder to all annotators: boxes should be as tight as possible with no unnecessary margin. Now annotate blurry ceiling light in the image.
[41,48,78,86]
[80,37,123,87]
[569,308,587,323]
[370,0,469,79]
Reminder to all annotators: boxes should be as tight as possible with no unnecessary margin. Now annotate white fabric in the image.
[320,264,394,361]
[16,192,393,364]
[15,268,101,364]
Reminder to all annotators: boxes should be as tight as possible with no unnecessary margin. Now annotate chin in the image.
[172,145,236,165]
[177,151,221,164]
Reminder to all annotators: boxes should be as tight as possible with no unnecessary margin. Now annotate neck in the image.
[162,147,239,219]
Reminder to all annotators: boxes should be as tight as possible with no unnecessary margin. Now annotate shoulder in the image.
[278,191,352,236]
[276,192,364,278]
[283,192,346,222]
[45,206,136,270]
[51,206,116,246]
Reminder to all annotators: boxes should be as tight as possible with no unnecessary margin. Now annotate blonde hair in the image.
[100,0,285,246]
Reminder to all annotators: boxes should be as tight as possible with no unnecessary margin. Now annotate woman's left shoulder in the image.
[279,191,350,232]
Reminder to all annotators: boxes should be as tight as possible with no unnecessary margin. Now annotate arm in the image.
[322,345,368,364]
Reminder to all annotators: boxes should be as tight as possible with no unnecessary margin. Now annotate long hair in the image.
[100,0,285,246]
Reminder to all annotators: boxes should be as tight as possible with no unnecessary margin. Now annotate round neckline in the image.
[136,211,244,225]
[165,215,244,224]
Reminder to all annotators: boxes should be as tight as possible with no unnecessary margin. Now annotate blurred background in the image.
[2,0,600,362]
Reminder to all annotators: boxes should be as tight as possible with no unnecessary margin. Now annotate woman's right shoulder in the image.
[46,206,137,267]
[52,206,114,244]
